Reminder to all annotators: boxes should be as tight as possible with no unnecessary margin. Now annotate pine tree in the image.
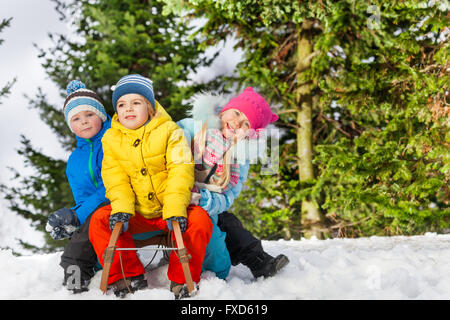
[1,0,221,252]
[0,17,16,104]
[311,1,449,236]
[161,0,449,238]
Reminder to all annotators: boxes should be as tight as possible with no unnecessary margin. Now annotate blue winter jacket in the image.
[66,117,111,224]
[177,118,249,279]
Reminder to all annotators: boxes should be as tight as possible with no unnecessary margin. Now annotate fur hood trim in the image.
[186,91,230,129]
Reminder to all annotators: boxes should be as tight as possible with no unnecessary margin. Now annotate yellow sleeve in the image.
[101,131,135,216]
[162,122,195,220]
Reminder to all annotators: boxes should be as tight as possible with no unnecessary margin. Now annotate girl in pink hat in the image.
[177,87,289,281]
[189,86,278,195]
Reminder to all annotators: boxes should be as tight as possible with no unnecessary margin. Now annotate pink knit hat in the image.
[220,87,278,130]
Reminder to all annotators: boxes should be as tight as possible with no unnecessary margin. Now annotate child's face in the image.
[220,109,251,140]
[116,93,150,129]
[70,110,103,139]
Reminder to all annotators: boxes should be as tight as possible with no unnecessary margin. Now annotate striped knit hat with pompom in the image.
[63,80,107,132]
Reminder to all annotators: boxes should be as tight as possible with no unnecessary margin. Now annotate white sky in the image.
[0,0,70,188]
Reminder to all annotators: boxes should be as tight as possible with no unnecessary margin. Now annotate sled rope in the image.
[142,232,170,271]
[118,248,132,294]
[116,247,177,251]
[116,231,175,293]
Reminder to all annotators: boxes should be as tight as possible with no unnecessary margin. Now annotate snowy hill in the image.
[1,233,449,300]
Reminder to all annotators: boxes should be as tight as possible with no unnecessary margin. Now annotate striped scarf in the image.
[194,128,240,191]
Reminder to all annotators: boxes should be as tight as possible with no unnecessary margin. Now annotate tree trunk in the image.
[296,20,324,239]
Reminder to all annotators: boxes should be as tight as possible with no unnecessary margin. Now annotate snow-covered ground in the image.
[1,233,449,300]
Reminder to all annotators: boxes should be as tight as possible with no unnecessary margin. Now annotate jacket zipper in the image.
[86,139,98,188]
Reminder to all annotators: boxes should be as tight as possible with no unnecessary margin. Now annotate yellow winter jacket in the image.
[101,101,194,220]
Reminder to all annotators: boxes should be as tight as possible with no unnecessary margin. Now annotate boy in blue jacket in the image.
[46,80,111,293]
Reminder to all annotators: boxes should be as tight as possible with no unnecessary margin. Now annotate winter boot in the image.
[246,252,290,279]
[63,278,90,294]
[170,281,198,300]
[109,274,148,298]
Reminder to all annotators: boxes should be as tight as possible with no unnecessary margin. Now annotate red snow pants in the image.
[88,204,213,285]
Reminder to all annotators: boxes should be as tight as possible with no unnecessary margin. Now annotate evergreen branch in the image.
[318,114,352,137]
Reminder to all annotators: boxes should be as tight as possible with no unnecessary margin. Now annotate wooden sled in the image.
[99,220,195,296]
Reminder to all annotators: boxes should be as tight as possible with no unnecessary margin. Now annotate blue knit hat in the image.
[111,74,155,111]
[63,80,107,132]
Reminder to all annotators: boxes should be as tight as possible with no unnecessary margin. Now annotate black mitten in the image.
[46,208,80,240]
[167,216,188,233]
[109,212,132,232]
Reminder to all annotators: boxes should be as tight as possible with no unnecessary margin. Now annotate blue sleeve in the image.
[176,118,195,144]
[199,161,250,216]
[67,169,108,225]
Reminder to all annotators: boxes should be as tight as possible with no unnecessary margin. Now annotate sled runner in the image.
[99,220,195,297]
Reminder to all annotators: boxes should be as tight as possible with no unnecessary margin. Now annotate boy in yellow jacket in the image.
[88,74,212,298]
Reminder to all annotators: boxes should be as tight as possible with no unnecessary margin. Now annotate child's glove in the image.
[109,212,132,233]
[166,216,188,233]
[46,208,80,240]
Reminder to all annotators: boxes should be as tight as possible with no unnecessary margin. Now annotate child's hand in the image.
[109,212,132,233]
[46,208,80,240]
